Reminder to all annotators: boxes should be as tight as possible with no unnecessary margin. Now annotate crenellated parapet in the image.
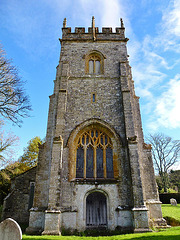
[60,16,128,42]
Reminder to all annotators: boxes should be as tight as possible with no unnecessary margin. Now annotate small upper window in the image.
[85,51,105,75]
[88,56,101,74]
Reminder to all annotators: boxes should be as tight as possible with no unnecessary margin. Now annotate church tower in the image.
[26,17,166,235]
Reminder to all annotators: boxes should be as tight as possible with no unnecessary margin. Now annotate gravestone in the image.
[170,198,177,206]
[0,218,22,240]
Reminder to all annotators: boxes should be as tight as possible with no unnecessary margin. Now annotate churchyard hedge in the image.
[159,193,180,203]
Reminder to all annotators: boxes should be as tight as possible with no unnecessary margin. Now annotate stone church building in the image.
[2,17,166,235]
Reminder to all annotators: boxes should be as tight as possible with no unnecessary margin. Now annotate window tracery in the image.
[85,51,104,75]
[76,129,113,179]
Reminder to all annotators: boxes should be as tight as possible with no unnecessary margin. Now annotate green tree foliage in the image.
[156,175,164,192]
[147,133,180,193]
[0,136,43,204]
[0,45,31,125]
[19,136,43,169]
[169,170,180,192]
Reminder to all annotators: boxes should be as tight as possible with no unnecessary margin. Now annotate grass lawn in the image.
[22,204,180,240]
[161,204,180,222]
[22,227,180,240]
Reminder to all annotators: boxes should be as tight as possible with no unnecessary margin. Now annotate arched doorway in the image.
[86,192,107,227]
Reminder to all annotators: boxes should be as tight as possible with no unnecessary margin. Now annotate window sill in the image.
[71,178,119,184]
[84,74,104,77]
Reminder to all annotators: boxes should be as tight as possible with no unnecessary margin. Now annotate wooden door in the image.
[86,192,107,227]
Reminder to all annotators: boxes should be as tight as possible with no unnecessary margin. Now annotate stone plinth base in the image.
[146,200,163,219]
[117,209,133,228]
[26,227,43,235]
[42,210,61,236]
[149,218,170,229]
[146,200,168,228]
[26,209,45,235]
[42,230,61,235]
[134,228,152,233]
[132,207,150,231]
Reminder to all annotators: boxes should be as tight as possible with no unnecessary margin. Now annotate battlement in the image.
[60,17,128,42]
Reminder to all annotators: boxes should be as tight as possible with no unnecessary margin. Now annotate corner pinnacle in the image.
[120,18,124,28]
[92,16,96,41]
[63,18,67,28]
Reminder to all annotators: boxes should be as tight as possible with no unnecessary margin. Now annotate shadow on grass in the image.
[123,236,180,240]
[22,235,180,240]
[22,228,180,240]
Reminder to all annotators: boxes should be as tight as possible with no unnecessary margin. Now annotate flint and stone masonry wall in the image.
[2,167,36,225]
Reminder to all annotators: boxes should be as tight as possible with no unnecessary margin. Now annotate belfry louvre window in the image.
[85,51,104,75]
[88,56,101,74]
[76,129,114,179]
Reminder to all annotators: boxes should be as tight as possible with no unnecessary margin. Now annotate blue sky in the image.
[0,0,180,167]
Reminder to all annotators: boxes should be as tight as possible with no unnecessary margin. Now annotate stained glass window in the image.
[76,146,84,178]
[96,147,103,178]
[86,146,94,178]
[106,147,113,178]
[76,129,114,179]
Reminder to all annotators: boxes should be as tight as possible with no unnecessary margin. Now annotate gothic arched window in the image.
[85,51,105,75]
[76,129,113,179]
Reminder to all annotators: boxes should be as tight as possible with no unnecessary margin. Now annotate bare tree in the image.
[147,133,180,192]
[0,45,31,125]
[0,123,19,169]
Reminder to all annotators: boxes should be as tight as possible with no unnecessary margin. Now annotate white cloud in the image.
[150,74,180,129]
[129,0,180,86]
[0,0,63,57]
[135,87,152,98]
[162,0,180,37]
[79,0,126,31]
[1,0,180,135]
[128,36,169,96]
[147,52,172,69]
[126,1,180,136]
[99,0,123,29]
[171,161,180,171]
[155,0,180,53]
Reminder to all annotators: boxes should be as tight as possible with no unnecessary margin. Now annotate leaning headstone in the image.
[0,218,22,240]
[170,198,177,206]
